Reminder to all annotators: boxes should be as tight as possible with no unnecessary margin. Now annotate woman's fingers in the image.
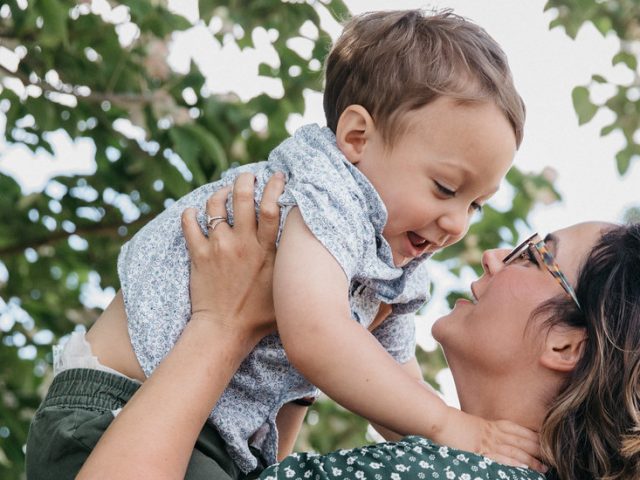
[490,420,546,473]
[485,452,544,473]
[258,172,285,250]
[490,445,547,473]
[232,172,258,235]
[205,185,232,234]
[181,208,206,257]
[494,420,541,459]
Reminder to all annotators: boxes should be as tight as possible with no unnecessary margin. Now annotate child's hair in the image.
[323,9,525,148]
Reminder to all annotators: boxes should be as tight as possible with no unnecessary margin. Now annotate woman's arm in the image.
[77,172,285,480]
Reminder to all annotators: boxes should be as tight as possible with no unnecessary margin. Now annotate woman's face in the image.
[432,222,608,379]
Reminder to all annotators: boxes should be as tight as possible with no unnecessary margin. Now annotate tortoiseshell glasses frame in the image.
[502,232,581,308]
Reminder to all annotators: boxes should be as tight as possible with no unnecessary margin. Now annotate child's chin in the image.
[392,254,411,268]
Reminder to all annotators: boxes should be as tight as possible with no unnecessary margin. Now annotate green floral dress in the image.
[259,436,545,480]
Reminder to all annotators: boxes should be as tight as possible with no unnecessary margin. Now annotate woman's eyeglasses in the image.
[502,233,581,308]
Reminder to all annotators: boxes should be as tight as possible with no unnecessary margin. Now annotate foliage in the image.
[545,0,640,175]
[0,1,559,478]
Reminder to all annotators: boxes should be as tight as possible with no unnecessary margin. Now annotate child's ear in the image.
[539,326,586,373]
[335,105,375,165]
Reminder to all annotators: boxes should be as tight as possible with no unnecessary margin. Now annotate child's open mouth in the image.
[406,231,432,256]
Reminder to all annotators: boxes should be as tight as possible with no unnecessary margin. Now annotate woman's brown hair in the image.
[323,9,525,148]
[540,223,640,479]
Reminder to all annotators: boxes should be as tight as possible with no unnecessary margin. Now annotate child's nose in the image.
[481,248,511,274]
[438,208,468,240]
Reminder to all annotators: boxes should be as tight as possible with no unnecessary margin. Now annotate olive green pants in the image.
[25,368,264,479]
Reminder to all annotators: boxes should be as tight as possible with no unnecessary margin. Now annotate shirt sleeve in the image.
[371,312,416,364]
[279,180,367,282]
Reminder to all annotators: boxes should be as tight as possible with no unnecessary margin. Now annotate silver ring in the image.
[207,218,227,233]
[206,214,228,229]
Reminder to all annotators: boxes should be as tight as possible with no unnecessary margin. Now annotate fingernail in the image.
[274,171,284,180]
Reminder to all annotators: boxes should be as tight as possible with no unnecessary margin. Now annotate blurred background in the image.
[1,0,639,477]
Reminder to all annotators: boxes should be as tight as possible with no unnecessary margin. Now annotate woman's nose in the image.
[481,248,511,274]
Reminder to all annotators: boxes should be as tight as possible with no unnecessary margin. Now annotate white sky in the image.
[1,0,638,405]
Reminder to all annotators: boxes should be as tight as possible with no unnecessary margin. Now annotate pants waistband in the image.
[41,368,140,411]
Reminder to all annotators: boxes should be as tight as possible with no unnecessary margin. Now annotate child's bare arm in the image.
[369,356,423,442]
[274,208,545,471]
[275,403,308,460]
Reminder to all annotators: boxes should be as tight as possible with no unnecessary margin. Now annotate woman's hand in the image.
[182,171,284,346]
[77,172,285,480]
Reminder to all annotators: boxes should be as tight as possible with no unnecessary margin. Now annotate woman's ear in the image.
[539,326,586,373]
[335,105,375,165]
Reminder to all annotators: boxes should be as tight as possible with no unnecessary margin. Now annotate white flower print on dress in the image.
[438,446,450,458]
[456,453,469,463]
[258,437,545,480]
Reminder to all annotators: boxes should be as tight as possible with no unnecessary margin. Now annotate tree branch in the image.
[0,212,156,257]
[0,63,156,105]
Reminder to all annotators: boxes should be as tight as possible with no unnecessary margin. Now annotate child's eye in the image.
[470,202,483,213]
[435,181,456,197]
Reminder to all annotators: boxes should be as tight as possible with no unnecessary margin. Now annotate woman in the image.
[40,175,640,479]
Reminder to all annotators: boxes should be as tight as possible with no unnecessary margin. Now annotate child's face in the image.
[342,97,516,267]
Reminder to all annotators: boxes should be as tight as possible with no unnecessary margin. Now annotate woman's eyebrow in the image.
[544,233,559,255]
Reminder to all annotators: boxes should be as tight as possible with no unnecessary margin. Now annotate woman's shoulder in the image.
[260,436,546,480]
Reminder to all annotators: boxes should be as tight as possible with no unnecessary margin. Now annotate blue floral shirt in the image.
[117,124,431,472]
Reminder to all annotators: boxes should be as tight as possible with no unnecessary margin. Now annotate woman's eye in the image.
[435,182,456,197]
[517,248,539,267]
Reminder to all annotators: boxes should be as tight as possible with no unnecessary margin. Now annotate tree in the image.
[0,1,556,477]
[545,0,640,175]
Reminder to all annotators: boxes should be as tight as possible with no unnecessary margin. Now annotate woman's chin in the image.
[431,306,466,349]
[430,314,450,344]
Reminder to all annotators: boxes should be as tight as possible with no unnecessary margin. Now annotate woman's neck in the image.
[449,359,562,432]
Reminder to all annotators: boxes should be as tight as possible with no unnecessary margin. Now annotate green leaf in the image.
[169,126,206,185]
[198,0,218,23]
[591,74,607,84]
[572,86,599,125]
[612,51,638,71]
[127,0,153,22]
[28,96,56,132]
[323,0,351,21]
[36,0,68,47]
[616,148,632,175]
[593,15,612,36]
[600,123,617,136]
[183,124,229,176]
